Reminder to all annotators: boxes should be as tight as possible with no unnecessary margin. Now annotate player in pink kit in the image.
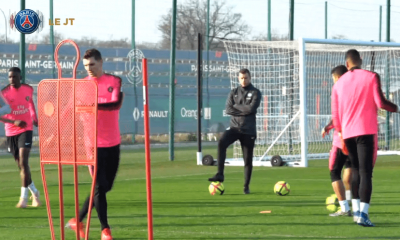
[322,65,353,217]
[66,49,123,240]
[0,67,41,208]
[331,50,399,227]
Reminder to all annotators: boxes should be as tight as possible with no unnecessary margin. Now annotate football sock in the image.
[360,202,370,215]
[339,200,350,212]
[345,190,351,202]
[20,187,29,199]
[352,199,360,213]
[28,182,38,195]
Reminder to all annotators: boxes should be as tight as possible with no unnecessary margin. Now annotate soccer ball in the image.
[274,181,290,196]
[326,194,339,212]
[209,181,225,195]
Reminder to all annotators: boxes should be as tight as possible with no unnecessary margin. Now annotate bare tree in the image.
[332,34,347,40]
[158,0,249,50]
[40,31,66,45]
[252,29,289,41]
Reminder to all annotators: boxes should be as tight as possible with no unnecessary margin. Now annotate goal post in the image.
[220,38,400,167]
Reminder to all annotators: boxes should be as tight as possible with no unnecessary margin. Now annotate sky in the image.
[0,0,399,45]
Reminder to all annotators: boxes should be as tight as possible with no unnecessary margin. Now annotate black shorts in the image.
[329,145,351,172]
[7,131,33,159]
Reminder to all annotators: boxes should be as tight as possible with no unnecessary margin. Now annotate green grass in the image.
[1,145,400,239]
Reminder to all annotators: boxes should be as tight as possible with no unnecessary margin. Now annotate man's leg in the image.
[78,147,108,222]
[78,146,120,230]
[344,137,361,221]
[208,128,239,182]
[18,148,32,187]
[239,134,256,193]
[97,145,120,231]
[343,162,352,202]
[356,135,375,226]
[329,146,350,216]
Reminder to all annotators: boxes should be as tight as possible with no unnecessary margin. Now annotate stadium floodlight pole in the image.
[268,0,271,41]
[324,1,327,39]
[385,0,391,149]
[169,0,177,161]
[379,5,382,42]
[289,0,294,40]
[131,0,137,143]
[142,58,154,240]
[50,0,55,79]
[197,33,202,165]
[20,0,25,83]
[0,9,7,42]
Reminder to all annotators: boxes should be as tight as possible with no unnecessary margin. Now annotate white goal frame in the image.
[200,38,400,167]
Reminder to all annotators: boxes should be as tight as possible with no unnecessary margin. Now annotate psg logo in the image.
[14,9,41,34]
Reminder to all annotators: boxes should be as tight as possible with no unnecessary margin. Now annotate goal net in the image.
[222,38,400,167]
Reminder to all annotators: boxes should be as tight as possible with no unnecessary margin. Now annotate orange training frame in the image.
[38,39,98,240]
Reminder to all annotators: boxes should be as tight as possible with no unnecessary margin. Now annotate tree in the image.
[252,29,289,41]
[158,0,249,50]
[332,34,347,40]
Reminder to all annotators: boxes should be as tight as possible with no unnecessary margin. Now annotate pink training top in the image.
[85,73,122,147]
[1,84,37,136]
[332,68,397,139]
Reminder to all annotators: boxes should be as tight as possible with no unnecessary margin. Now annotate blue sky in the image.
[0,0,399,44]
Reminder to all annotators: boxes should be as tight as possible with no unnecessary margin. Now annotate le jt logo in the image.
[49,18,75,26]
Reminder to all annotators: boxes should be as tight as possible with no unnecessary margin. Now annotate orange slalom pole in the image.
[142,58,154,240]
[40,164,56,240]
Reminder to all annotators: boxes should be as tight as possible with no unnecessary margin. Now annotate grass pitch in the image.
[0,145,400,239]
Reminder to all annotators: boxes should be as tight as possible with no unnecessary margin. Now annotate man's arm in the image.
[232,90,262,115]
[321,118,334,138]
[28,97,38,126]
[0,117,26,128]
[0,94,11,117]
[225,90,244,116]
[98,92,124,111]
[331,88,341,133]
[372,73,398,112]
[98,76,123,111]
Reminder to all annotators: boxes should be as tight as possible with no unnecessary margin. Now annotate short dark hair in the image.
[9,67,21,74]
[345,49,361,65]
[239,68,251,77]
[83,48,102,61]
[331,65,348,77]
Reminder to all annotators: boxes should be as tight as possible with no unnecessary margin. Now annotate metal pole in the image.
[386,0,390,42]
[197,33,202,165]
[0,9,7,42]
[50,0,55,79]
[289,0,294,40]
[206,0,210,130]
[325,1,327,39]
[169,0,177,161]
[379,5,382,42]
[132,0,135,50]
[298,38,308,167]
[385,0,390,149]
[268,0,271,41]
[20,0,25,83]
[132,0,137,144]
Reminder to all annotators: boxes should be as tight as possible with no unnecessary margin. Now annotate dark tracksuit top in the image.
[225,83,262,136]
